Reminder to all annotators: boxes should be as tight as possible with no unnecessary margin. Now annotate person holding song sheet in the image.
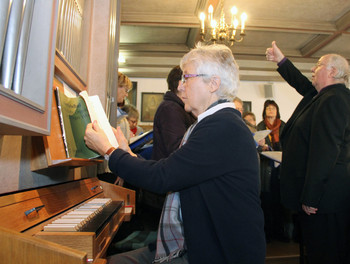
[85,44,265,264]
[257,100,289,243]
[97,72,133,185]
[266,41,350,264]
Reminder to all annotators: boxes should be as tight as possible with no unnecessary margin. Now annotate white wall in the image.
[130,77,167,126]
[130,77,303,125]
[237,81,302,124]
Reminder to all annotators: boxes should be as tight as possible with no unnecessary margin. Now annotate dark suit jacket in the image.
[278,59,350,213]
[109,107,266,264]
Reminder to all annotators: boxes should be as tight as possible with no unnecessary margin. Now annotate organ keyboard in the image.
[0,177,135,263]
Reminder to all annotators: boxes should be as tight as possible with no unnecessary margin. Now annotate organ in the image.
[0,1,133,263]
[0,177,135,263]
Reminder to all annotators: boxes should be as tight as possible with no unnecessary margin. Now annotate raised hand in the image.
[265,41,285,63]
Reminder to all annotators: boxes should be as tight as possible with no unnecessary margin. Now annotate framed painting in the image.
[126,82,137,106]
[141,93,164,122]
[243,101,252,113]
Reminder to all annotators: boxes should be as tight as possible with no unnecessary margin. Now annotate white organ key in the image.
[52,218,86,225]
[61,214,89,219]
[44,224,80,232]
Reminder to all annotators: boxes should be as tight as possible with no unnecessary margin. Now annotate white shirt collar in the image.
[197,102,236,123]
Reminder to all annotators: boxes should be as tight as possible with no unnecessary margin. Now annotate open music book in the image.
[55,88,118,159]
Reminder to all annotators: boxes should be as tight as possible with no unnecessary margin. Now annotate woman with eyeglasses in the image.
[85,44,265,264]
[257,100,285,152]
[117,72,133,142]
[257,100,290,243]
[98,72,133,186]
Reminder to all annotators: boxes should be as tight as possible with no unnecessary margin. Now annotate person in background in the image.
[257,99,289,243]
[97,72,133,185]
[121,104,144,137]
[242,111,257,133]
[233,96,244,115]
[85,44,266,264]
[266,40,350,264]
[152,65,196,161]
[117,72,133,142]
[257,100,285,151]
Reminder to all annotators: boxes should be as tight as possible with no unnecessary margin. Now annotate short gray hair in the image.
[324,54,350,87]
[180,44,239,101]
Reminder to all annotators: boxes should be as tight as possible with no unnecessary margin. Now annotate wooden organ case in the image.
[0,1,130,263]
[0,178,135,263]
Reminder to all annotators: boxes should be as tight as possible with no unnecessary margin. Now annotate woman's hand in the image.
[112,126,137,157]
[84,121,112,155]
[258,139,269,151]
[258,138,265,147]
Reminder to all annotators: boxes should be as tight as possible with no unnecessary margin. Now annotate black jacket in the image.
[278,59,350,213]
[152,91,196,160]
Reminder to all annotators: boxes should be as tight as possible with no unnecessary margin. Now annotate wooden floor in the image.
[266,240,301,264]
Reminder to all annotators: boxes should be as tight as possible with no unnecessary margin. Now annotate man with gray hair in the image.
[266,41,350,264]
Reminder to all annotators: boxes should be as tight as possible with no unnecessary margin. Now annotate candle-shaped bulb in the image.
[208,5,213,23]
[241,12,247,33]
[233,18,239,29]
[200,12,205,33]
[231,6,238,26]
[231,6,237,15]
[212,19,217,37]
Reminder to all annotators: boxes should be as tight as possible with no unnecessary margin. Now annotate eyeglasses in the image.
[315,62,325,68]
[181,74,207,83]
[127,118,137,124]
[119,86,131,93]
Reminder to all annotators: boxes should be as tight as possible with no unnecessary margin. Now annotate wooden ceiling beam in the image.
[335,10,350,31]
[300,10,350,57]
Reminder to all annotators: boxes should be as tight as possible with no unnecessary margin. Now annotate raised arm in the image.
[266,41,315,97]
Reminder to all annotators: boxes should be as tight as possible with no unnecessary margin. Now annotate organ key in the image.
[43,198,116,232]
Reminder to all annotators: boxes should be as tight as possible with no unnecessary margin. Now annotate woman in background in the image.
[257,100,290,243]
[117,72,133,141]
[122,104,144,137]
[243,111,257,133]
[257,100,284,151]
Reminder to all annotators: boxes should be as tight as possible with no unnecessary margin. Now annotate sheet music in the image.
[80,91,119,149]
[253,130,271,142]
[261,151,282,163]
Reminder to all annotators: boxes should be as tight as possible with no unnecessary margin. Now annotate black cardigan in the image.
[109,107,266,264]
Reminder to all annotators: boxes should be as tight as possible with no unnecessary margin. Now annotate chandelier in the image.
[199,1,247,46]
